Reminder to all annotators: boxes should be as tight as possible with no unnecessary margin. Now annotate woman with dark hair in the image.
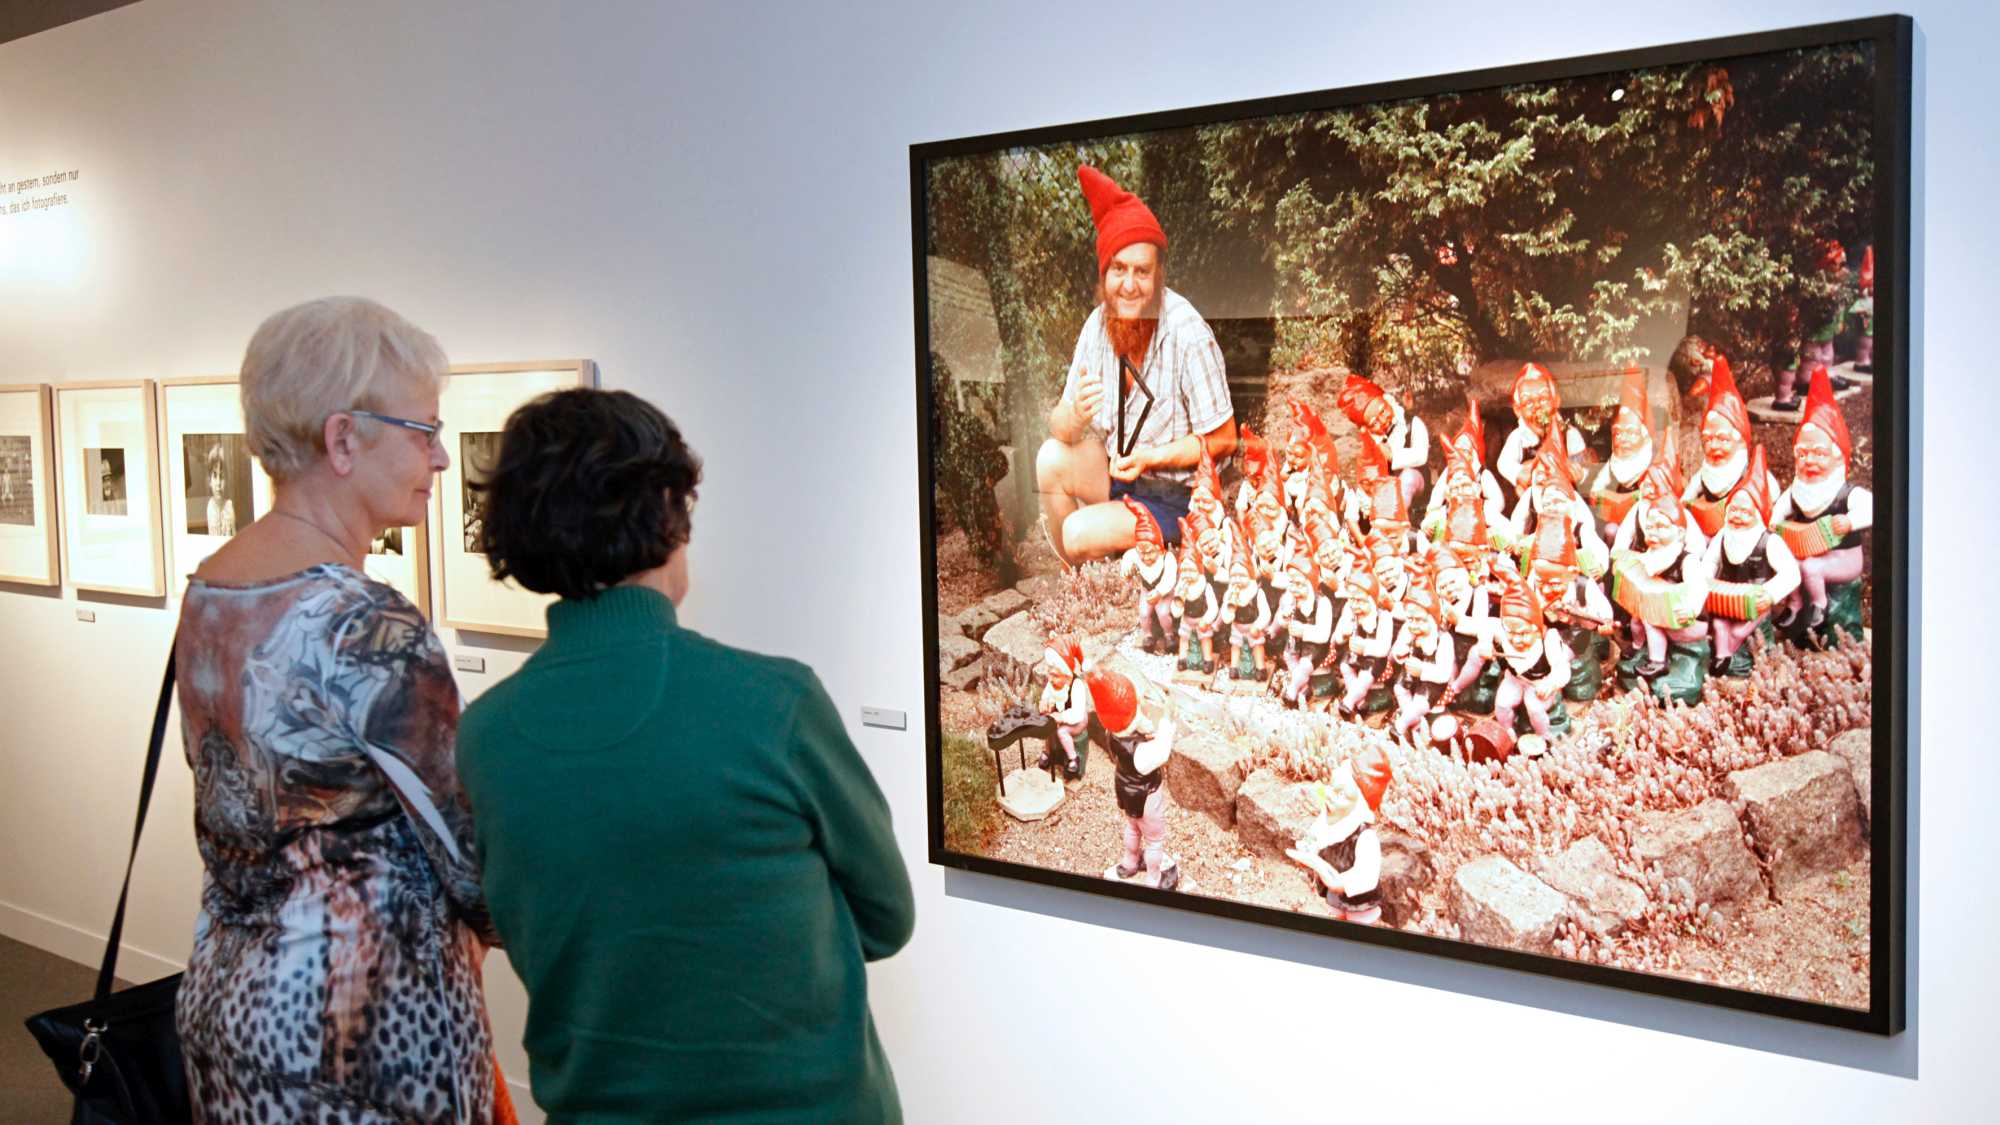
[455,388,915,1123]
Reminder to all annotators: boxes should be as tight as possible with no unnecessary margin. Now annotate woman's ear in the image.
[323,413,358,478]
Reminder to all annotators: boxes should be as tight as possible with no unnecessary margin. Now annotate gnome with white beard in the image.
[1700,444,1802,676]
[1772,365,1872,646]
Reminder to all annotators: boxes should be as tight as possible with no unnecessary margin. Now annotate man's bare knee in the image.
[1035,437,1071,492]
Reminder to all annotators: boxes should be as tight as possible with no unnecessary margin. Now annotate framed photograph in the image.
[55,380,166,597]
[155,377,430,610]
[913,17,1908,1033]
[434,360,597,637]
[0,383,59,586]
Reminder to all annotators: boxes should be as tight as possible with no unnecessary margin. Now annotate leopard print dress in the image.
[174,565,500,1124]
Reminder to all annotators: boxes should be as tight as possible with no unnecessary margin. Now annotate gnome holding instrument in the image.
[1279,547,1337,709]
[1772,366,1871,646]
[1036,637,1091,780]
[1437,544,1502,712]
[1285,744,1395,924]
[1087,662,1181,890]
[1223,550,1275,680]
[1423,393,1506,552]
[1529,551,1614,702]
[1700,445,1801,676]
[1587,368,1656,543]
[1504,428,1609,581]
[1683,354,1781,537]
[1609,454,1712,698]
[1332,546,1397,716]
[1119,498,1179,654]
[1339,374,1431,515]
[1357,433,1423,555]
[1391,558,1455,747]
[1173,517,1222,672]
[1480,563,1572,739]
[1496,362,1587,504]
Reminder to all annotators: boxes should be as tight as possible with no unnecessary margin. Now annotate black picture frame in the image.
[913,16,1909,1035]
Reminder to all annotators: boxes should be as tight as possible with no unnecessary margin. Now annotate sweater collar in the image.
[544,584,679,648]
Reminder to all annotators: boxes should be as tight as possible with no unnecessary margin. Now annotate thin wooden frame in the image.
[0,383,60,586]
[432,359,598,638]
[913,17,1909,1034]
[54,379,166,597]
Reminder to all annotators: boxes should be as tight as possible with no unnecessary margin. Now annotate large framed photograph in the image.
[0,383,59,586]
[156,377,430,610]
[434,360,598,637]
[914,17,1908,1033]
[55,380,166,597]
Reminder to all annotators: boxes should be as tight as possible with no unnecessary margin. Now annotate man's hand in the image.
[1109,449,1149,482]
[1075,368,1105,422]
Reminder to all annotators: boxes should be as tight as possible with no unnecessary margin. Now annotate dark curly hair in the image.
[474,388,701,600]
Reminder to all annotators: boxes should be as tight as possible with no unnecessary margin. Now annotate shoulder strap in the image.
[96,640,177,999]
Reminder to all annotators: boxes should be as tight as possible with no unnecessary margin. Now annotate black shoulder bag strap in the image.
[95,644,178,1000]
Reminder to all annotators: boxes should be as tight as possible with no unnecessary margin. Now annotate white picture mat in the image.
[56,384,161,594]
[0,387,55,584]
[436,366,584,634]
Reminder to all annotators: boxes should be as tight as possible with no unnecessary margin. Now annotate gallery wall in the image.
[0,0,1992,1120]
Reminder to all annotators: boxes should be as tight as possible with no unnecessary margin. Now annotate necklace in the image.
[268,508,358,563]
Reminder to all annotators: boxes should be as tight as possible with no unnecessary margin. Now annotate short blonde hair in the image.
[240,297,447,482]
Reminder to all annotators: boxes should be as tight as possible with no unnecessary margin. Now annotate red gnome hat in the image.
[1289,399,1340,474]
[1239,426,1269,485]
[1085,666,1141,737]
[1078,165,1167,277]
[1726,444,1775,525]
[1196,444,1224,504]
[1703,352,1752,448]
[1495,563,1543,631]
[1859,245,1875,297]
[1285,547,1318,591]
[1453,393,1487,474]
[1531,425,1580,498]
[1617,366,1649,433]
[1512,362,1558,424]
[1337,374,1391,433]
[1799,365,1853,467]
[1123,497,1164,549]
[1351,742,1393,815]
[1359,433,1405,523]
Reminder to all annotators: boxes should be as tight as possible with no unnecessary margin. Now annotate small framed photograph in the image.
[0,383,59,586]
[55,380,165,596]
[434,360,597,637]
[156,376,430,611]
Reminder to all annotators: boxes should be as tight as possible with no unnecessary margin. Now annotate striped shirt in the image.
[1061,287,1232,486]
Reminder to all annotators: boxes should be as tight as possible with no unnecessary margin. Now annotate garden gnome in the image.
[1332,546,1396,716]
[1772,366,1871,646]
[1119,497,1179,654]
[1610,454,1712,702]
[1587,367,1654,542]
[1496,362,1586,502]
[1279,548,1336,709]
[1423,393,1505,550]
[1285,744,1394,924]
[1087,663,1180,890]
[1775,238,1856,411]
[1486,563,1572,740]
[1506,425,1609,580]
[1036,637,1090,780]
[1391,558,1455,747]
[1339,374,1430,515]
[1701,444,1801,676]
[1223,552,1273,680]
[1682,353,1778,537]
[1173,516,1221,672]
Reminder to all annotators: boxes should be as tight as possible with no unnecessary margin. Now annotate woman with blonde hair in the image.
[173,296,505,1122]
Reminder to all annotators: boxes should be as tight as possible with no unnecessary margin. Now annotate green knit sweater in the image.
[456,586,915,1123]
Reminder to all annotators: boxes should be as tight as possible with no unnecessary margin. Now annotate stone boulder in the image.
[1538,837,1647,936]
[980,586,1030,621]
[1014,574,1063,602]
[1167,731,1250,828]
[1722,751,1867,893]
[938,632,981,674]
[1377,832,1436,929]
[1629,800,1766,914]
[941,661,984,693]
[1233,769,1320,859]
[1449,855,1569,953]
[1826,727,1873,825]
[982,610,1047,671]
[956,603,1001,640]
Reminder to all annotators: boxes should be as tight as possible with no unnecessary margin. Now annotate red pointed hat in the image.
[1798,365,1853,465]
[1043,635,1084,675]
[1239,426,1269,482]
[1512,362,1558,418]
[1703,352,1752,446]
[1726,444,1775,524]
[1196,444,1224,502]
[1453,393,1487,471]
[1123,497,1164,549]
[1078,165,1167,277]
[1289,399,1340,473]
[1285,548,1318,590]
[1085,666,1140,736]
[1495,563,1543,630]
[1351,742,1393,814]
[1337,374,1390,431]
[1617,367,1649,430]
[1859,244,1875,296]
[1530,426,1579,497]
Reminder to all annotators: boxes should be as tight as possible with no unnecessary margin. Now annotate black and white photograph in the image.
[84,447,128,516]
[370,526,404,556]
[459,430,502,553]
[182,432,254,537]
[0,435,32,526]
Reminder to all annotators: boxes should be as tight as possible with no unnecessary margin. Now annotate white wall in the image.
[0,1,1989,1120]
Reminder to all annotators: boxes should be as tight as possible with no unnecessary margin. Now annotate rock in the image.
[980,587,1030,621]
[1166,731,1250,828]
[937,632,981,673]
[1377,832,1436,929]
[1629,799,1766,914]
[941,661,984,693]
[1826,728,1872,825]
[1014,574,1063,601]
[1722,751,1867,893]
[981,610,1047,671]
[1538,837,1647,936]
[1449,855,1569,953]
[956,604,1001,639]
[1233,768,1320,859]
[996,768,1064,822]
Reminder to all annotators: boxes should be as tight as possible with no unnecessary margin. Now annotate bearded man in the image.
[1037,165,1237,565]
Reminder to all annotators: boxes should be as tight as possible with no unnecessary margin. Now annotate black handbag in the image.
[24,649,194,1124]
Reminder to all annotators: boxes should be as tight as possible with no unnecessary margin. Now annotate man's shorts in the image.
[1112,479,1192,545]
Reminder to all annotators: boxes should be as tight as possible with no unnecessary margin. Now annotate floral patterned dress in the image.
[174,565,500,1124]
